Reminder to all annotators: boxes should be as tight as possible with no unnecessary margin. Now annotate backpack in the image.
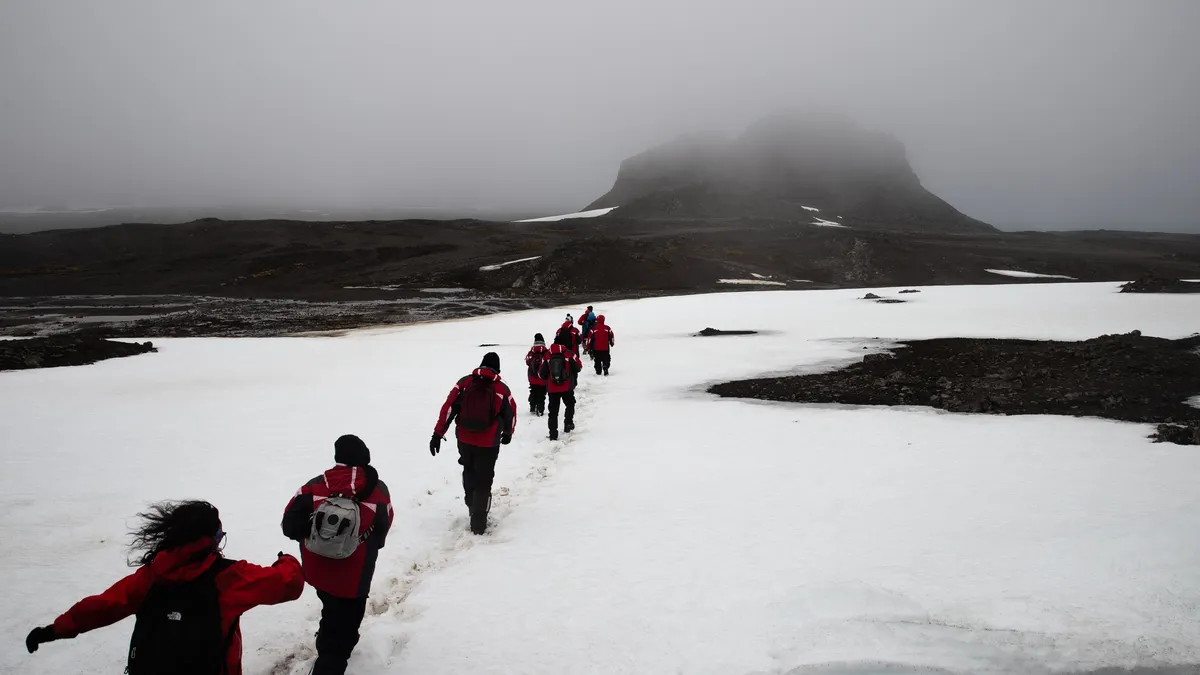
[457,375,497,431]
[127,557,237,675]
[527,349,543,380]
[306,466,379,560]
[548,353,569,385]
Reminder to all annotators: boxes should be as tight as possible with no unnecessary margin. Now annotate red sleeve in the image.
[609,327,615,345]
[499,383,517,436]
[53,566,155,639]
[433,380,462,436]
[572,352,583,369]
[217,555,304,617]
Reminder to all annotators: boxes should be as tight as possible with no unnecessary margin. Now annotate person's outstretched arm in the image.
[50,566,155,640]
[218,554,304,616]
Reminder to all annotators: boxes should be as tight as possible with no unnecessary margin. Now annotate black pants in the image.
[547,390,576,432]
[458,442,500,506]
[528,383,546,414]
[313,590,368,675]
[593,349,611,374]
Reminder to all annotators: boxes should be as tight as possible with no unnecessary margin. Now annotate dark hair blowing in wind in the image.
[127,500,222,567]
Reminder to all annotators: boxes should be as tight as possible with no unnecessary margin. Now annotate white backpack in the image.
[306,467,378,560]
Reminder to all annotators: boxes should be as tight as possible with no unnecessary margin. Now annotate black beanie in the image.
[480,352,501,372]
[534,332,544,342]
[334,434,371,467]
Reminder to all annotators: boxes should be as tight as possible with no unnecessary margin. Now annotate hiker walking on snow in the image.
[430,352,517,534]
[586,315,615,376]
[525,333,549,416]
[578,306,597,358]
[555,318,582,355]
[540,338,582,440]
[281,435,393,675]
[26,500,303,675]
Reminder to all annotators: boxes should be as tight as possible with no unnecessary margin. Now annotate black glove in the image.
[277,551,286,558]
[430,434,442,456]
[26,625,55,654]
[501,433,512,446]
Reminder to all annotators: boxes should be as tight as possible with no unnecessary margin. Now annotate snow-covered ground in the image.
[514,206,618,223]
[986,269,1076,280]
[3,282,1200,675]
[478,256,541,271]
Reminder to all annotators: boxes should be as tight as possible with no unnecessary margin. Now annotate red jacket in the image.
[538,343,582,394]
[434,367,517,448]
[586,317,615,351]
[555,322,582,353]
[281,464,393,599]
[525,345,548,385]
[51,540,303,675]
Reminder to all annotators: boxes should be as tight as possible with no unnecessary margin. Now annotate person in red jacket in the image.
[281,434,393,675]
[555,319,582,355]
[430,352,517,534]
[25,500,303,675]
[539,340,582,440]
[586,314,616,376]
[525,333,549,416]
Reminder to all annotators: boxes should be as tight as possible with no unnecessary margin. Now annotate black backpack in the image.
[127,557,237,675]
[457,376,497,431]
[527,350,543,380]
[548,353,569,385]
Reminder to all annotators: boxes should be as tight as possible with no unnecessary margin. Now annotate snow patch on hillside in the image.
[812,217,848,228]
[717,278,788,286]
[514,207,617,223]
[479,256,541,271]
[986,269,1076,280]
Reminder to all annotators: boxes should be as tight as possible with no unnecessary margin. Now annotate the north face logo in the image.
[166,612,182,621]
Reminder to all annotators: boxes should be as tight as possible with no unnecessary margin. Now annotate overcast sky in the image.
[1,1,1197,231]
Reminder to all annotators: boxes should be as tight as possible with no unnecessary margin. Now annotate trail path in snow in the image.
[268,357,608,675]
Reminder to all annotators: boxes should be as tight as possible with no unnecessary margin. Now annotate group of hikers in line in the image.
[430,305,615,536]
[26,306,615,675]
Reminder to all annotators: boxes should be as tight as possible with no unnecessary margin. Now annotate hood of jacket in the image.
[322,463,376,497]
[149,539,221,583]
[471,366,502,382]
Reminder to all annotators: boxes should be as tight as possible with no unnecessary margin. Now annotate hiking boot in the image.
[549,429,558,441]
[470,490,491,535]
[530,404,536,414]
[564,420,575,433]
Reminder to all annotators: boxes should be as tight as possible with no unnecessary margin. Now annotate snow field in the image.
[2,282,1199,674]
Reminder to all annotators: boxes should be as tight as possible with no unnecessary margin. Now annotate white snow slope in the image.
[3,282,1200,675]
[514,206,618,222]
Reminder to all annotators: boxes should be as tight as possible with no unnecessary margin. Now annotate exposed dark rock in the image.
[1119,275,1200,294]
[899,289,921,294]
[862,293,882,299]
[697,328,758,336]
[876,298,906,304]
[0,336,156,371]
[1153,423,1200,445]
[710,332,1200,445]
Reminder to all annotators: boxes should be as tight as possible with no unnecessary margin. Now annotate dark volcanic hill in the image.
[586,112,994,233]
